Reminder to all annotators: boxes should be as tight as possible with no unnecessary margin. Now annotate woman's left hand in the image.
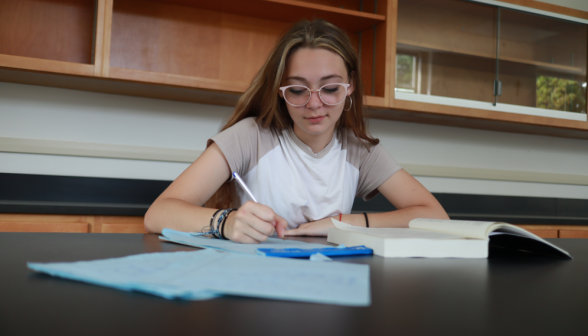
[284,217,335,237]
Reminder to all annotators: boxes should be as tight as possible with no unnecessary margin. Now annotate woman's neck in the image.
[292,125,335,154]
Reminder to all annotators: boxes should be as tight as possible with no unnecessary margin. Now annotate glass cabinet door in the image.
[498,8,587,114]
[395,0,588,120]
[396,0,496,102]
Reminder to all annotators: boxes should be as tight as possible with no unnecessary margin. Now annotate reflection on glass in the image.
[395,0,588,116]
[536,76,587,113]
[395,0,496,103]
[396,54,416,93]
[499,8,587,114]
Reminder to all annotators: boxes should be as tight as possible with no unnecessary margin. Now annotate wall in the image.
[534,0,588,12]
[1,81,587,200]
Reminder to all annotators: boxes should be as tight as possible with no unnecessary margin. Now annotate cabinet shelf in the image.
[109,66,388,107]
[0,54,95,77]
[148,0,386,32]
[0,0,96,64]
[397,40,586,76]
[108,0,389,105]
[109,67,250,93]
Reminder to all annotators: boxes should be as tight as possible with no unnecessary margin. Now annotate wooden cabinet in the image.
[95,215,147,233]
[0,214,91,233]
[380,0,588,141]
[0,0,392,107]
[0,0,99,76]
[0,214,146,233]
[515,225,559,238]
[390,0,588,138]
[516,225,588,238]
[107,0,390,105]
[1,0,587,138]
[395,0,587,110]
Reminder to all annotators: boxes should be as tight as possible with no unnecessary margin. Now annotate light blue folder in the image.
[28,248,370,306]
[160,228,331,254]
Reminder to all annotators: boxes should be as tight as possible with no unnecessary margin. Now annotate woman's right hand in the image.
[224,201,288,243]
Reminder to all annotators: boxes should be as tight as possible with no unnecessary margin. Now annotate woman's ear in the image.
[347,72,355,96]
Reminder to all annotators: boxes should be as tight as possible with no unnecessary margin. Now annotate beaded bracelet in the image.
[214,209,231,239]
[210,209,222,229]
[197,209,223,237]
[219,209,237,240]
[196,208,237,239]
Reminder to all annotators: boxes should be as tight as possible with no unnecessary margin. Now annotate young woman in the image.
[144,20,449,243]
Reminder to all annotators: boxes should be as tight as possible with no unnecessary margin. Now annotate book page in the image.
[409,218,499,239]
[332,219,465,239]
[489,225,572,257]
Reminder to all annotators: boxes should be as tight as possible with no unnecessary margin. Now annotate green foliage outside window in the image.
[396,54,415,91]
[536,76,586,113]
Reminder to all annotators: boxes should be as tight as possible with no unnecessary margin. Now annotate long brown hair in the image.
[206,19,379,209]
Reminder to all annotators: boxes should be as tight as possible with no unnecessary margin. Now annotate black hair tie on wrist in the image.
[363,212,369,228]
[220,209,237,240]
[210,209,222,229]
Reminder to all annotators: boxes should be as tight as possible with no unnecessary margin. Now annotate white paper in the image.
[28,249,370,306]
[161,229,331,254]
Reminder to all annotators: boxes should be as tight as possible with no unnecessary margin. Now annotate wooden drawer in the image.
[0,222,89,233]
[517,225,588,238]
[0,214,145,233]
[95,215,147,233]
[560,230,588,239]
[0,214,91,233]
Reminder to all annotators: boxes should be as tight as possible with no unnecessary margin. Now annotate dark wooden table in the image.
[1,233,587,336]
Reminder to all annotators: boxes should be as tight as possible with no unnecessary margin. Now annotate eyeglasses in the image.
[279,83,350,107]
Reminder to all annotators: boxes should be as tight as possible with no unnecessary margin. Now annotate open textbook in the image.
[328,218,571,259]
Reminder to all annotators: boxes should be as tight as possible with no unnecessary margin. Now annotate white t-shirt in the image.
[208,117,401,229]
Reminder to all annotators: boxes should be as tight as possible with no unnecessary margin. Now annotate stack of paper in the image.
[28,245,370,306]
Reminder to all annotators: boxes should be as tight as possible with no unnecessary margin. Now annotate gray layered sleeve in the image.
[207,117,280,179]
[343,129,402,200]
[207,118,259,179]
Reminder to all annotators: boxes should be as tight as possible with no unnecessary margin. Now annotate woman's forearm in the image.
[341,204,449,229]
[144,198,217,234]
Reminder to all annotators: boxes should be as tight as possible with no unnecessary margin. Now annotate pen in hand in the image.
[232,172,284,239]
[232,172,258,202]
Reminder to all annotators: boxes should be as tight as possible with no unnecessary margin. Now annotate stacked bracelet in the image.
[199,209,223,237]
[200,209,230,238]
[197,208,242,239]
[210,209,222,229]
[214,210,229,238]
[219,209,237,240]
[213,209,237,239]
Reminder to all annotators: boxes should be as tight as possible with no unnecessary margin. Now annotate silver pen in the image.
[232,172,258,202]
[233,172,285,239]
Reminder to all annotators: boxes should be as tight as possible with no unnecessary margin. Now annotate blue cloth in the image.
[28,248,370,306]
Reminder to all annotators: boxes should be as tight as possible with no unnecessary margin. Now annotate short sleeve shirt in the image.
[208,117,401,229]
